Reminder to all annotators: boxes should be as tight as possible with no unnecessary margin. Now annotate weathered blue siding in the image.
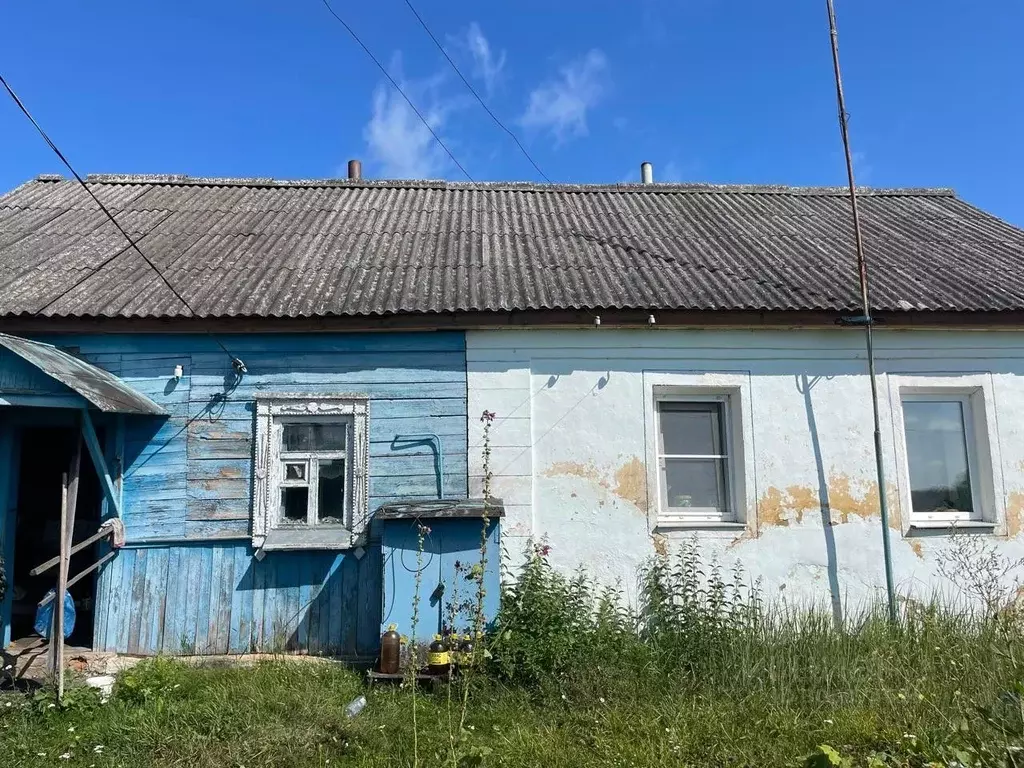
[93,543,383,656]
[35,331,468,657]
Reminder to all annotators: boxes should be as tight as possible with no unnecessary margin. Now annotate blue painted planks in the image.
[40,332,465,356]
[93,542,383,657]
[33,329,465,658]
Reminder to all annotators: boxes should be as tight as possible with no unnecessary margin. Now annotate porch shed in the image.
[0,333,165,648]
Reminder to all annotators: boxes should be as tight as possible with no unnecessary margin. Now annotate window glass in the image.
[903,400,973,514]
[317,459,346,524]
[659,403,722,456]
[312,424,347,451]
[280,486,309,523]
[282,423,347,452]
[282,424,312,452]
[663,458,726,511]
[657,400,730,519]
[284,462,306,481]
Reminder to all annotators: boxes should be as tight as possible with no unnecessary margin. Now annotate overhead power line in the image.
[399,0,553,185]
[324,0,839,306]
[0,73,246,372]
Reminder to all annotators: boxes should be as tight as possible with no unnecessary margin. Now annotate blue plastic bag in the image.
[34,590,75,639]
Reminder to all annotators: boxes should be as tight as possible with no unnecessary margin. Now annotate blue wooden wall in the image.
[95,543,383,657]
[36,332,468,657]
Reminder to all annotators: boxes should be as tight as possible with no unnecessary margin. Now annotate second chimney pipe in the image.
[640,162,653,184]
[348,159,362,181]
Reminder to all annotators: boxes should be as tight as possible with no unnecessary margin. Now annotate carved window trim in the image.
[253,394,370,550]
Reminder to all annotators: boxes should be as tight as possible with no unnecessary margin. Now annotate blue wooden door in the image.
[0,422,19,648]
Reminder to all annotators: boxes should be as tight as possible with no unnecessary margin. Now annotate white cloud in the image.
[363,59,452,179]
[519,49,608,144]
[852,151,874,185]
[461,22,505,95]
[660,161,684,183]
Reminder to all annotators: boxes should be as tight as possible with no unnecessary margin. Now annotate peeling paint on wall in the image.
[545,461,608,488]
[468,328,1024,609]
[652,533,668,557]
[826,474,902,530]
[1007,491,1024,539]
[614,457,647,511]
[758,475,902,531]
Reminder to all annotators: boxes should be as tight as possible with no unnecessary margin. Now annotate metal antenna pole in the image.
[825,0,898,623]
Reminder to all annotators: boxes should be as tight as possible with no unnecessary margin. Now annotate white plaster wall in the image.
[467,328,1024,610]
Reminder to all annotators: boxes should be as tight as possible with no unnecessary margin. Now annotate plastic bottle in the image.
[459,634,476,668]
[344,695,367,719]
[427,634,450,676]
[379,624,401,674]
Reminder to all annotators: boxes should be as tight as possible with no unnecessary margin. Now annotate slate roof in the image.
[1,173,1023,319]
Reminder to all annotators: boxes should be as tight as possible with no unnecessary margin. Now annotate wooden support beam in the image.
[80,409,122,518]
[52,471,70,701]
[29,522,117,577]
[38,551,116,608]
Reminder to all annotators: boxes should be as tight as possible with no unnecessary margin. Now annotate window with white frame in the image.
[252,395,369,550]
[656,398,734,525]
[900,393,982,523]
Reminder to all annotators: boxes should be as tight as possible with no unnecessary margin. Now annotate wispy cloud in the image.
[457,22,505,95]
[519,50,608,144]
[363,57,453,179]
[852,151,874,185]
[660,161,684,183]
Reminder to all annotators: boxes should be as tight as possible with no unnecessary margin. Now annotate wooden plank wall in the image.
[94,542,382,657]
[37,332,468,656]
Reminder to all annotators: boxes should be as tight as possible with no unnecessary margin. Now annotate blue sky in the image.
[2,1,1022,225]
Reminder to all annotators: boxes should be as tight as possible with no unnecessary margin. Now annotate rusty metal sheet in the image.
[0,333,167,414]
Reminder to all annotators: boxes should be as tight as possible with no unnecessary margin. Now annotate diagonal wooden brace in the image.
[80,409,123,519]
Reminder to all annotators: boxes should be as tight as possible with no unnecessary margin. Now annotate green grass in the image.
[1,611,1022,768]
[4,543,1024,767]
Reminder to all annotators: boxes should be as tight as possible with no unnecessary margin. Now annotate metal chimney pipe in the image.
[347,159,362,181]
[640,162,653,184]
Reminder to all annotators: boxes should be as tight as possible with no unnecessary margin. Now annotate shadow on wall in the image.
[796,373,843,629]
[231,547,383,658]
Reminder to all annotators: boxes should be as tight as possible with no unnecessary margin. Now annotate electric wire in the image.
[399,0,554,184]
[0,72,246,371]
[322,0,839,306]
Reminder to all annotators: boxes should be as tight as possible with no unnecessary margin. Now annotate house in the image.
[1,172,1024,658]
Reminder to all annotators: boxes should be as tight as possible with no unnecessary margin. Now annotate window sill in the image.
[906,520,995,535]
[261,526,354,551]
[655,521,746,533]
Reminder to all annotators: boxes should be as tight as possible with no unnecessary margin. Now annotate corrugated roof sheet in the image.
[0,174,1022,318]
[0,333,167,414]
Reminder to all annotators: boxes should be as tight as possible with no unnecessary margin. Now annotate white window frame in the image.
[655,396,734,524]
[253,394,369,550]
[643,372,753,532]
[888,374,1004,532]
[899,393,981,524]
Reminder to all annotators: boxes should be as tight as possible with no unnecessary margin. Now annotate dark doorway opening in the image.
[11,426,103,647]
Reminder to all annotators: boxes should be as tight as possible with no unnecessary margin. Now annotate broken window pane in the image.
[317,459,346,524]
[282,424,312,452]
[903,400,974,515]
[280,486,309,523]
[284,462,306,481]
[311,424,346,451]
